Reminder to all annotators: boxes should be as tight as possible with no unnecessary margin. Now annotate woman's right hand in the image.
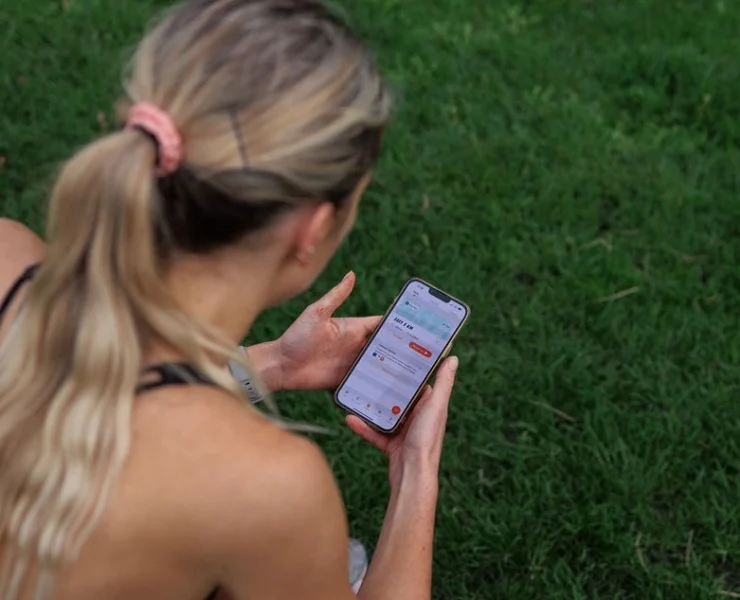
[346,356,459,488]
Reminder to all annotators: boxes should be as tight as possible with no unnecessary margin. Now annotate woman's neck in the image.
[163,249,278,349]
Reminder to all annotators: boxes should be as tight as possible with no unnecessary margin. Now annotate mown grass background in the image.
[2,1,740,598]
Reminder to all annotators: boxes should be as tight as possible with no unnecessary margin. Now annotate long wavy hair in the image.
[0,1,390,598]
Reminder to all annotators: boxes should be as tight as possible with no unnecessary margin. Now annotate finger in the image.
[430,356,459,404]
[399,385,433,425]
[313,271,356,317]
[346,415,387,449]
[411,385,433,406]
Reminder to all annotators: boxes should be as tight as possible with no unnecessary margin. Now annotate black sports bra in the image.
[0,263,221,600]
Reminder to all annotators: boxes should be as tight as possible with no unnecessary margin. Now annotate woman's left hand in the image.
[272,271,380,391]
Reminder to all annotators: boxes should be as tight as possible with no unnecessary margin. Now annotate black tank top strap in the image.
[0,263,41,324]
[136,362,217,395]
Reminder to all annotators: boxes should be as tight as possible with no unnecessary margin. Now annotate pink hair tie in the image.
[126,102,183,177]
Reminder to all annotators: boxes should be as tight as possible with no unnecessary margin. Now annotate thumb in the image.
[313,271,356,317]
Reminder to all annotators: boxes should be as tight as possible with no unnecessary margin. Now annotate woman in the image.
[0,1,459,599]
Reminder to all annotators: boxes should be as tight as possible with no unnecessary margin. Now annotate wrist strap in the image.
[229,351,265,404]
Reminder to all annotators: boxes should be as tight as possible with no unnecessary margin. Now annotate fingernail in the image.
[343,271,353,281]
[449,356,459,372]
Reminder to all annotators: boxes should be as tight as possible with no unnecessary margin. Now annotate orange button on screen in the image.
[409,341,432,358]
[392,406,401,415]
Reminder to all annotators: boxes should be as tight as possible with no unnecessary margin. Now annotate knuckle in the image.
[311,301,328,317]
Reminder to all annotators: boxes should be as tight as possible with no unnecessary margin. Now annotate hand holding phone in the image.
[334,278,469,435]
[346,355,459,484]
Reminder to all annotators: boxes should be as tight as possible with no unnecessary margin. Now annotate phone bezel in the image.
[333,277,470,435]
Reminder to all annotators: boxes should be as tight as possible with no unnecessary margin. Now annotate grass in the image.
[2,0,740,598]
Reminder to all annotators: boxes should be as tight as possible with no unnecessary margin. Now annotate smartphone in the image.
[334,278,469,435]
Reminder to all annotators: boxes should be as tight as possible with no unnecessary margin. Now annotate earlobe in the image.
[296,245,316,265]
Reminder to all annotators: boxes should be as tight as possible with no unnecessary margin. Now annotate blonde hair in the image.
[0,0,390,598]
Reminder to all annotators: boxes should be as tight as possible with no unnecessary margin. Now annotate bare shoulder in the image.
[128,385,346,543]
[125,385,353,600]
[0,218,46,291]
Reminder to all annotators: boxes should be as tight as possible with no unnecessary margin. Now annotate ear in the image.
[294,202,336,265]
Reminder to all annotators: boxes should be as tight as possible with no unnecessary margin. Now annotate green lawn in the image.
[3,1,740,598]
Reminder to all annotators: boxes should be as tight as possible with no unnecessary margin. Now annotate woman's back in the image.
[38,384,328,600]
[0,222,344,600]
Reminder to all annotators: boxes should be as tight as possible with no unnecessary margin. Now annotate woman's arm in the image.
[348,357,458,600]
[357,461,439,600]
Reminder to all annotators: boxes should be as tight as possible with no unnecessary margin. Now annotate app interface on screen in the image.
[338,281,466,430]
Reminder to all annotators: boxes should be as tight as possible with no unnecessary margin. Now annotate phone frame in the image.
[333,277,470,435]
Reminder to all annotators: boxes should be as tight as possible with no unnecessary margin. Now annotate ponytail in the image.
[0,130,255,600]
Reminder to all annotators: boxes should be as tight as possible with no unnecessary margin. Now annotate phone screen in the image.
[336,279,468,432]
